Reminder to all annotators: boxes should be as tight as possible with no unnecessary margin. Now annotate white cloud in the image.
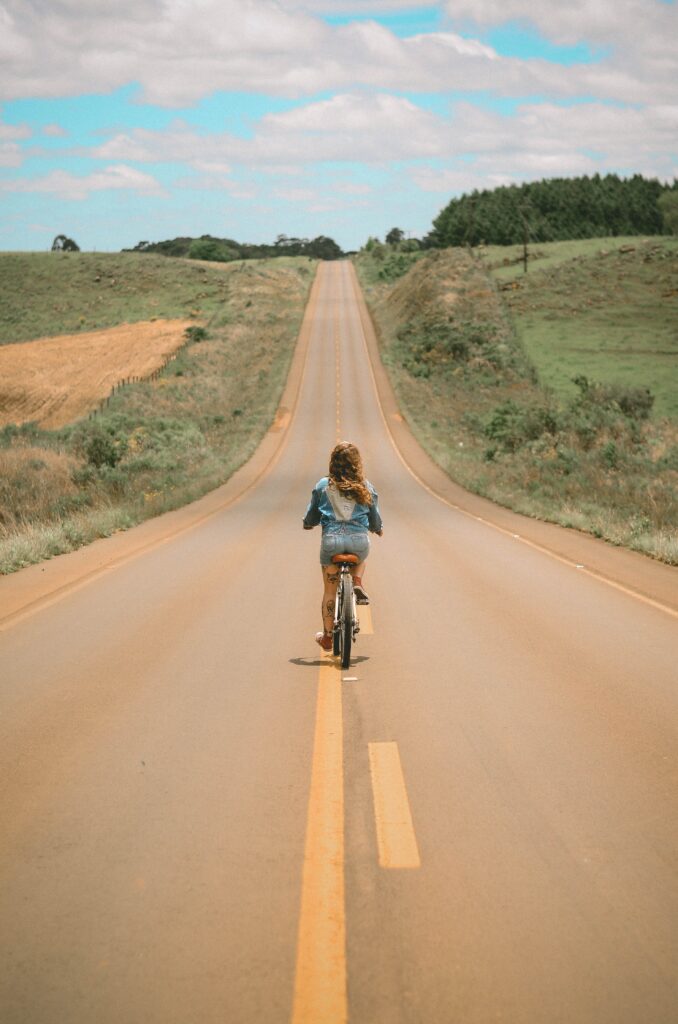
[0,164,165,200]
[444,1,678,103]
[271,183,371,215]
[274,187,319,203]
[410,97,678,195]
[174,167,256,198]
[191,160,232,174]
[258,93,445,161]
[43,123,67,137]
[0,121,30,140]
[2,0,674,106]
[293,1,434,9]
[0,142,24,167]
[84,92,678,183]
[444,0,676,49]
[333,181,373,195]
[0,118,29,166]
[90,94,446,166]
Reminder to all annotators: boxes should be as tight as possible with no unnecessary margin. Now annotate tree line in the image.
[428,173,678,248]
[124,233,345,262]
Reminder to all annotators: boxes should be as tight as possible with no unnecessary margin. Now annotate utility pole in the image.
[518,202,531,273]
[465,197,476,253]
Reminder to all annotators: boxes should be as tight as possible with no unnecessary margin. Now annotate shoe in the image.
[353,576,370,605]
[315,631,333,651]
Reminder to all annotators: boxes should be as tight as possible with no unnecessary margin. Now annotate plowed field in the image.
[0,319,193,428]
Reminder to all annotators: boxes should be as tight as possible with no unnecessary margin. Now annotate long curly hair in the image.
[328,441,372,506]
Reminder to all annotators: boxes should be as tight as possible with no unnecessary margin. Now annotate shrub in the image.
[484,400,559,452]
[378,253,417,282]
[601,440,620,469]
[572,375,654,421]
[73,424,128,469]
[188,238,239,263]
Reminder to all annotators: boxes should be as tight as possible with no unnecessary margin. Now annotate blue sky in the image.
[1,1,676,252]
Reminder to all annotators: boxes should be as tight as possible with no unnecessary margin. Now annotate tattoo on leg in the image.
[325,600,334,617]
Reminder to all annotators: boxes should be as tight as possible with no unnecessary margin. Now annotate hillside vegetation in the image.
[355,239,677,563]
[0,254,314,573]
[481,237,678,420]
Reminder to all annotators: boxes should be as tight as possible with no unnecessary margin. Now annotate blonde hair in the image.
[328,442,372,506]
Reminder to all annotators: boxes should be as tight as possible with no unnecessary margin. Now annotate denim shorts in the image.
[319,528,370,566]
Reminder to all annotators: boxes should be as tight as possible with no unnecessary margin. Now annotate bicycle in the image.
[331,553,360,669]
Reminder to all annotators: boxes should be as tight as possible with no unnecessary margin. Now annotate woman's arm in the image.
[302,486,322,529]
[368,486,383,534]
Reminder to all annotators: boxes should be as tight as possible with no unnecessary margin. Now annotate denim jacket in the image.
[303,477,383,534]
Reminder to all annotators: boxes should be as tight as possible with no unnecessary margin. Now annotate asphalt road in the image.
[1,262,677,1023]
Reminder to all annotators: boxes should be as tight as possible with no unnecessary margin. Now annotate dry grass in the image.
[0,446,80,532]
[0,319,193,428]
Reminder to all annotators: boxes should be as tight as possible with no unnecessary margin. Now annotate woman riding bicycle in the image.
[302,441,383,651]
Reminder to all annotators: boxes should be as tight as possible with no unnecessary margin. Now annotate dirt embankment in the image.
[0,319,193,429]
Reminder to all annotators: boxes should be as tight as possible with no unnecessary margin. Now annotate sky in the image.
[1,0,677,253]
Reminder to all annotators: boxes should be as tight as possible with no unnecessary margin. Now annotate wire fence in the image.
[87,326,205,420]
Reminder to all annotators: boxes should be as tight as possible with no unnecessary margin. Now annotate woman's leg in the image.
[350,561,368,603]
[321,564,339,633]
[350,561,366,584]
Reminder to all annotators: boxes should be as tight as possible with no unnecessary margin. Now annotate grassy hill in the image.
[479,237,678,420]
[355,239,677,564]
[0,253,314,573]
[0,251,313,344]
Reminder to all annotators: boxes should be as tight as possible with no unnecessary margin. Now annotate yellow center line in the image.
[291,657,347,1024]
[368,742,421,870]
[335,322,341,441]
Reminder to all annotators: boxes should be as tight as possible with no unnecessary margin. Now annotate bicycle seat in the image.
[331,553,360,565]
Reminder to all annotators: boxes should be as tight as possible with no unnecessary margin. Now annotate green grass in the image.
[0,255,314,573]
[478,236,652,279]
[479,237,678,420]
[0,251,240,343]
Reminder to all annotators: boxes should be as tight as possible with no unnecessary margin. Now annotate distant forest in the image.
[123,174,677,262]
[429,174,678,248]
[124,233,345,261]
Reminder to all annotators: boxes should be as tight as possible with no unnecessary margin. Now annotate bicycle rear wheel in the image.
[340,574,354,669]
[332,580,341,656]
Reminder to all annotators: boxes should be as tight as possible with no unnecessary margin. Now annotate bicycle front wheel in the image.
[340,574,354,669]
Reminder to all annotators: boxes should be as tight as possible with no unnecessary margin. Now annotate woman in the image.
[303,441,383,650]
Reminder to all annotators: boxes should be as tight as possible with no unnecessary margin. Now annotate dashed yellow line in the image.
[291,659,347,1024]
[368,742,421,870]
[335,329,342,441]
